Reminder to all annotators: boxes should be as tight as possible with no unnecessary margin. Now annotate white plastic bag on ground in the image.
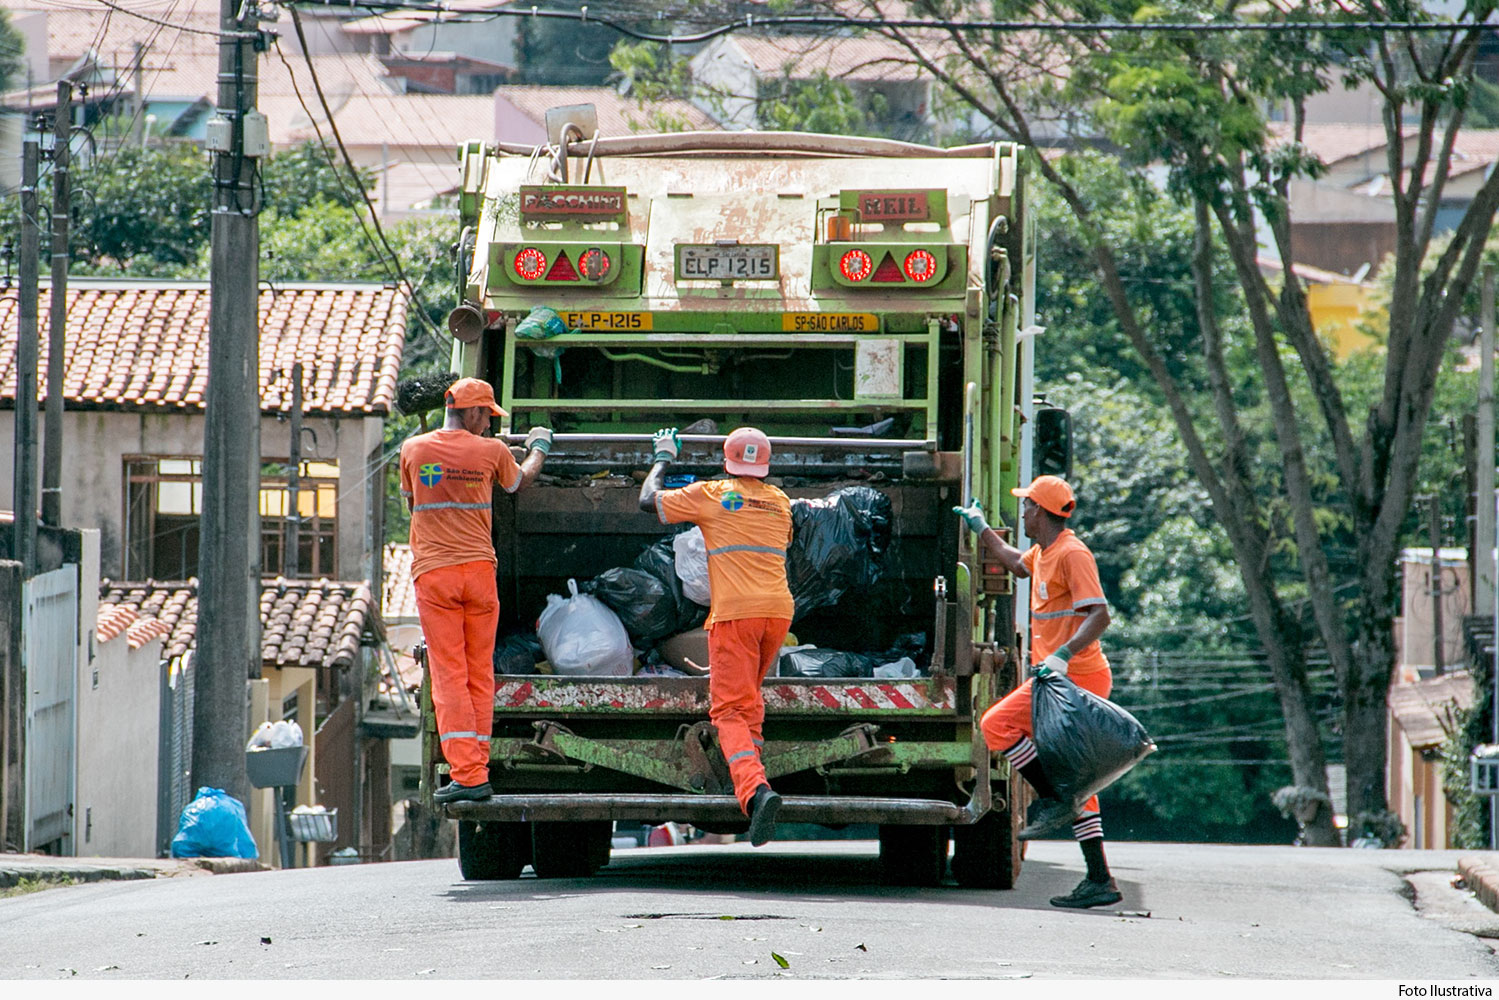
[536,579,634,676]
[673,527,711,606]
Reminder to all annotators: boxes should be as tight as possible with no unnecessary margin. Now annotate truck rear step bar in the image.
[446,793,988,826]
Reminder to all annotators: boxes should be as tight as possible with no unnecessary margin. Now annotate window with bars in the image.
[123,457,340,580]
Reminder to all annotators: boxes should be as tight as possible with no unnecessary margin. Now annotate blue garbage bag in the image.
[170,786,259,859]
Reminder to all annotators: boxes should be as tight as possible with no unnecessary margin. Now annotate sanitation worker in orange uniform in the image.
[639,426,793,846]
[954,475,1121,909]
[400,377,551,804]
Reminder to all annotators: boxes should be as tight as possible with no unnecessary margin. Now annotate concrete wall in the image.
[688,38,758,130]
[390,21,519,71]
[0,410,386,582]
[1400,549,1472,677]
[76,635,162,857]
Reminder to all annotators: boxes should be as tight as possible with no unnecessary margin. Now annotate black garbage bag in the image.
[1031,670,1156,815]
[777,647,882,679]
[493,632,543,675]
[582,568,682,644]
[786,486,893,620]
[632,537,709,635]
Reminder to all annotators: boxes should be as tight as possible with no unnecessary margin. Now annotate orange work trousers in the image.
[980,668,1113,816]
[708,616,791,812]
[414,560,500,787]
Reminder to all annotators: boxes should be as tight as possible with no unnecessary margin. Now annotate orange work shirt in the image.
[656,477,794,626]
[1022,528,1109,675]
[398,428,522,581]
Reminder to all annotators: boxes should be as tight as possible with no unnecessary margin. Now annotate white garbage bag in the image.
[269,719,304,748]
[536,578,634,676]
[673,527,711,606]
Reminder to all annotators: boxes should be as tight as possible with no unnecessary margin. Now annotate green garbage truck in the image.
[421,123,1041,888]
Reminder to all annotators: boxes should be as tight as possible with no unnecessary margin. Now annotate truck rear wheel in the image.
[951,798,1023,890]
[877,824,950,887]
[457,820,529,880]
[530,821,613,878]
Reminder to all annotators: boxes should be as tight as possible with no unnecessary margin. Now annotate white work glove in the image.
[1038,646,1072,678]
[524,426,553,455]
[953,498,990,535]
[652,427,680,464]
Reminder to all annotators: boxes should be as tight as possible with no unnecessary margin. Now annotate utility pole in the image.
[193,0,267,805]
[42,81,70,528]
[285,362,302,577]
[1481,267,1497,850]
[10,134,38,573]
[1429,495,1445,677]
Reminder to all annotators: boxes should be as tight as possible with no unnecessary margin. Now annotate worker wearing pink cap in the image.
[639,426,793,846]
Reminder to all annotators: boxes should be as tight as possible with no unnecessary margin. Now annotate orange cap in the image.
[724,427,771,477]
[1011,474,1076,517]
[445,377,506,416]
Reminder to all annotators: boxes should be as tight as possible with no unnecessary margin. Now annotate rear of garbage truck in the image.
[422,126,1037,887]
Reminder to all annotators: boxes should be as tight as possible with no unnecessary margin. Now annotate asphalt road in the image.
[1,840,1497,980]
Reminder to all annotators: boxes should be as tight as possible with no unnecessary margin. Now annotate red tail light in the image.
[578,247,612,281]
[513,247,547,281]
[839,248,874,282]
[903,249,938,283]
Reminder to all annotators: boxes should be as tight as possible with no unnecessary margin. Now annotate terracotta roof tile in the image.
[1389,671,1475,751]
[382,542,417,621]
[99,577,380,670]
[495,84,718,137]
[0,281,407,415]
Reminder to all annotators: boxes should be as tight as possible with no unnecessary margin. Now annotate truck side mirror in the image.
[1034,406,1072,479]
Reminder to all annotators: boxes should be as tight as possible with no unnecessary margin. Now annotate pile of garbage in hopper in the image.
[498,485,931,679]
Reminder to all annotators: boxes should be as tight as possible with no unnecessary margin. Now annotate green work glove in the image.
[524,426,553,455]
[652,427,680,464]
[1039,645,1072,678]
[953,498,990,535]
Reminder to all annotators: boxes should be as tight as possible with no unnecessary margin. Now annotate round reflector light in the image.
[578,247,612,281]
[839,248,874,282]
[513,247,547,281]
[904,249,938,283]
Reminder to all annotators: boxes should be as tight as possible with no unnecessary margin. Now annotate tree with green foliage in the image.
[829,0,1499,845]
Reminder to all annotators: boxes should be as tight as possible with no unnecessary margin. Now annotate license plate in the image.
[559,311,653,331]
[676,244,779,281]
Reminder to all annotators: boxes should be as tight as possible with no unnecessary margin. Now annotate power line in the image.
[283,2,1499,43]
[283,8,452,353]
[93,0,257,39]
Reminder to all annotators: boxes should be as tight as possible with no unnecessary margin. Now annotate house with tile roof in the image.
[1,278,409,863]
[686,31,935,140]
[0,279,406,585]
[93,576,395,863]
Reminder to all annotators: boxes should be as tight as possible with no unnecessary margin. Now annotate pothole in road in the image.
[623,913,793,921]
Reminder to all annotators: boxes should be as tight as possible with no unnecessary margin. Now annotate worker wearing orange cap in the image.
[954,474,1120,909]
[639,426,793,846]
[400,377,552,805]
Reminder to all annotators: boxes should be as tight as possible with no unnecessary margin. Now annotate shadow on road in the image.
[436,845,1144,914]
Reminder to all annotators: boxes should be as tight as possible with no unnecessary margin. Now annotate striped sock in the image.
[1003,738,1057,800]
[1003,737,1039,768]
[1075,815,1110,883]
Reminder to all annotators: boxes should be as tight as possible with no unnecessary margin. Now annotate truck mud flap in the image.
[445,793,982,826]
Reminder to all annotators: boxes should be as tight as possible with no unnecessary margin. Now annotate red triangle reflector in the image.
[871,253,905,282]
[545,252,579,281]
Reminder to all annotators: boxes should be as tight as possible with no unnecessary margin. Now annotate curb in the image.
[0,856,269,889]
[1458,855,1499,912]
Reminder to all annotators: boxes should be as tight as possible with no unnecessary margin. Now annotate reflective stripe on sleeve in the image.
[655,493,669,525]
[1033,608,1083,620]
[412,501,492,512]
[440,730,481,741]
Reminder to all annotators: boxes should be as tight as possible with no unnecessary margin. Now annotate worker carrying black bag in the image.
[1031,665,1157,822]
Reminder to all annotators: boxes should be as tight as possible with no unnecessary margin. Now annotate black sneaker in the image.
[747,784,782,847]
[1018,797,1075,840]
[1049,876,1122,909]
[434,780,492,805]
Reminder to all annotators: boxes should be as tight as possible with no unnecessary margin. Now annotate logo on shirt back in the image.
[419,462,444,486]
[720,490,744,511]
